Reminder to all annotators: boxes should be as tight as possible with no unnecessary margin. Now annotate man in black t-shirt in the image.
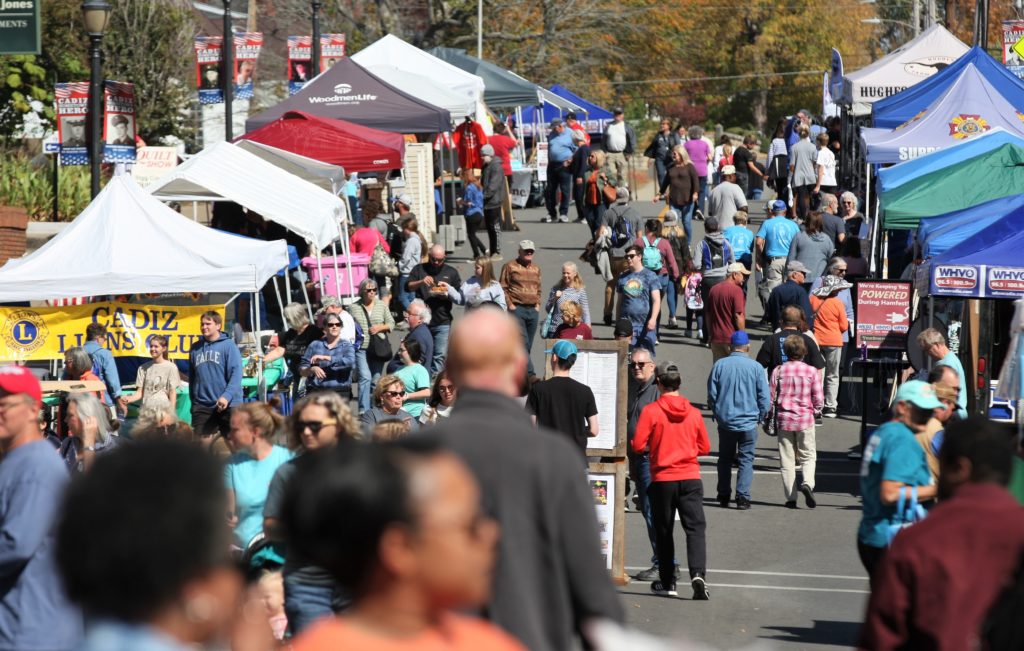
[526,340,598,454]
[755,304,826,377]
[406,244,462,375]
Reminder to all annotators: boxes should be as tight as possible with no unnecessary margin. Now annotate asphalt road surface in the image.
[439,197,868,649]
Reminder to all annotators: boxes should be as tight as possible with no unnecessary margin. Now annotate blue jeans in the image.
[430,324,450,375]
[347,195,362,226]
[747,188,763,201]
[583,201,606,237]
[512,304,539,376]
[397,274,416,311]
[631,322,656,353]
[658,275,676,330]
[284,574,334,636]
[670,201,694,244]
[696,176,708,216]
[355,349,386,413]
[654,159,669,190]
[717,426,758,500]
[545,163,573,217]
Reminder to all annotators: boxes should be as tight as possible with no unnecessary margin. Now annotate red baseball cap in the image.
[0,366,42,406]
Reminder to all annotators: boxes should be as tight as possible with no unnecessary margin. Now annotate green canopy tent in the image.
[881,142,1024,229]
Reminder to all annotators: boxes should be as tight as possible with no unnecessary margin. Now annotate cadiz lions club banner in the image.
[195,33,263,104]
[0,303,225,362]
[55,81,89,165]
[103,81,136,163]
[287,33,345,95]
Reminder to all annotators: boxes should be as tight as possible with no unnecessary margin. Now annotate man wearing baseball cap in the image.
[499,241,543,377]
[544,118,577,223]
[707,163,748,230]
[526,340,598,455]
[632,360,711,600]
[705,262,750,362]
[755,200,800,316]
[0,366,82,649]
[765,259,815,331]
[857,380,940,582]
[707,331,770,509]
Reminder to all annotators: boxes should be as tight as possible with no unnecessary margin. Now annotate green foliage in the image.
[0,154,92,221]
[0,56,54,135]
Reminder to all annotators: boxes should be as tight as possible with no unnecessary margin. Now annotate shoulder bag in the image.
[763,370,782,437]
[360,304,393,360]
[885,486,926,546]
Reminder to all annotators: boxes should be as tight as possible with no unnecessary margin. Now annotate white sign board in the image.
[131,146,180,188]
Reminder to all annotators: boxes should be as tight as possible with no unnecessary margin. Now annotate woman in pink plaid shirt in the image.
[769,335,824,509]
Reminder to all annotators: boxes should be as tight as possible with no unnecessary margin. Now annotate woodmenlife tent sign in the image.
[0,0,40,54]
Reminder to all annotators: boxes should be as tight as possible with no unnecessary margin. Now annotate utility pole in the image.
[223,0,234,141]
[311,0,321,76]
[912,0,921,36]
[926,0,935,28]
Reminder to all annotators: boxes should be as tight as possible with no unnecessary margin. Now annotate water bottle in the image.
[860,341,868,361]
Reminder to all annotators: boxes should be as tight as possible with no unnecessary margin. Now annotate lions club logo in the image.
[2,310,48,355]
[948,114,990,140]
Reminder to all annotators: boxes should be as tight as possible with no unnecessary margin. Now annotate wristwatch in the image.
[83,445,96,452]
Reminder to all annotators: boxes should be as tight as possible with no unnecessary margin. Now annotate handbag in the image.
[359,304,393,360]
[763,371,782,437]
[885,486,926,546]
[369,244,399,278]
[540,302,555,339]
[602,181,617,205]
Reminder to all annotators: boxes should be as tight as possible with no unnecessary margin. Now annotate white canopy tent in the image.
[233,139,347,194]
[839,24,969,116]
[349,64,476,122]
[351,34,488,126]
[0,174,288,301]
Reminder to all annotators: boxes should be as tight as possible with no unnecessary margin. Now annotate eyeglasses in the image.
[625,253,638,260]
[383,390,406,398]
[364,287,377,293]
[429,258,445,265]
[628,361,652,368]
[325,322,342,328]
[835,269,847,274]
[521,250,535,255]
[439,384,456,393]
[297,419,337,433]
[842,201,854,204]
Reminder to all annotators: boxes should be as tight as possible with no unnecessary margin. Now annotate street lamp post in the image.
[223,0,234,140]
[311,0,321,77]
[81,0,110,199]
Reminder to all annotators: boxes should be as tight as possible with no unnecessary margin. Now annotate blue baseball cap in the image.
[730,331,749,346]
[771,200,787,213]
[545,340,578,360]
[894,380,943,410]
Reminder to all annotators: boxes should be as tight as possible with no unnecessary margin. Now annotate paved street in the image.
[441,198,868,649]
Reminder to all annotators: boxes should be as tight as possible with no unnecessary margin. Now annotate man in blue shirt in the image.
[188,311,243,440]
[543,118,577,223]
[724,212,755,297]
[0,366,82,651]
[915,328,968,419]
[756,200,800,313]
[707,331,770,509]
[765,261,815,331]
[857,380,940,582]
[616,244,661,352]
[82,323,121,408]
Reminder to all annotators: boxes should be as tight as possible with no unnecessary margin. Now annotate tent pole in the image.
[299,273,314,321]
[284,261,292,305]
[255,290,266,402]
[867,161,877,276]
[315,251,325,305]
[272,276,286,324]
[192,201,198,222]
[340,233,355,299]
[224,293,240,307]
[331,241,343,301]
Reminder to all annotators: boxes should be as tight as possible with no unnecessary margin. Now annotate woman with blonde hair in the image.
[359,374,419,433]
[225,402,292,557]
[443,255,506,309]
[264,391,360,634]
[554,301,593,340]
[656,144,700,243]
[119,334,178,415]
[544,261,591,334]
[581,150,612,234]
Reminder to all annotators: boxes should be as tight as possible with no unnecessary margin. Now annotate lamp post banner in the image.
[102,81,136,163]
[55,82,90,166]
[195,35,224,104]
[287,33,345,96]
[233,32,263,100]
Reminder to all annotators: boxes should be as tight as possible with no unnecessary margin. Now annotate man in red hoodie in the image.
[632,361,711,601]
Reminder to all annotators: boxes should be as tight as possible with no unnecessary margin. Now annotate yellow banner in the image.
[0,303,225,361]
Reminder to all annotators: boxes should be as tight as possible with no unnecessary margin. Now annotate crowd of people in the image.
[2,107,1024,651]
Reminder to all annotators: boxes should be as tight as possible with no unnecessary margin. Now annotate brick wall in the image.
[0,207,29,266]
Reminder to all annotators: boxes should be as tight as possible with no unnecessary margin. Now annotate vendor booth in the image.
[232,140,348,194]
[428,46,541,107]
[245,57,452,134]
[237,110,405,173]
[519,84,613,137]
[917,195,1024,258]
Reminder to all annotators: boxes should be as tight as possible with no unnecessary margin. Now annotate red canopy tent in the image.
[236,110,405,173]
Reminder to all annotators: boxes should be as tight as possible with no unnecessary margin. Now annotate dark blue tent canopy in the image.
[519,85,613,134]
[873,46,1024,129]
[918,195,1024,258]
[921,204,1024,297]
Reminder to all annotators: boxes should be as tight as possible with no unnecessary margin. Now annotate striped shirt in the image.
[346,300,395,351]
[769,361,823,432]
[545,286,591,329]
[500,260,542,308]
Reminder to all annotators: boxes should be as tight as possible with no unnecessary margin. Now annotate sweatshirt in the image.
[188,332,243,407]
[632,394,710,482]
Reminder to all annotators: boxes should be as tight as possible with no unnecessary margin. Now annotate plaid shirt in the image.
[769,361,824,432]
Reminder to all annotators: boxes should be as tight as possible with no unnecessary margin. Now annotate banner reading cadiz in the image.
[0,303,225,362]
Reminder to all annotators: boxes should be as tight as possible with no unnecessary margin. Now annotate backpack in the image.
[700,238,733,272]
[610,210,634,249]
[767,153,789,181]
[384,220,403,259]
[641,236,663,271]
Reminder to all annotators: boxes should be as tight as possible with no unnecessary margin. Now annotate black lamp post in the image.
[311,0,321,76]
[223,0,234,140]
[81,0,110,199]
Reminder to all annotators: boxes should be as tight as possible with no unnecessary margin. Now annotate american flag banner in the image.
[103,81,137,164]
[233,33,263,100]
[287,33,345,95]
[55,82,90,166]
[195,36,224,105]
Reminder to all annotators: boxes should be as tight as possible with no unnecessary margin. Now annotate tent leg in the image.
[300,275,314,321]
[331,241,343,302]
[284,266,292,305]
[340,236,355,299]
[867,161,877,276]
[255,291,265,402]
[315,251,325,305]
[272,276,286,325]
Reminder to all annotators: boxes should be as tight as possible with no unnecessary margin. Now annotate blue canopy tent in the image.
[919,209,1024,298]
[878,128,1024,193]
[918,195,1024,258]
[873,46,1024,129]
[519,85,613,135]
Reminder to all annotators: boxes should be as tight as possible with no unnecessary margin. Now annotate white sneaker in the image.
[541,216,553,223]
[557,215,569,223]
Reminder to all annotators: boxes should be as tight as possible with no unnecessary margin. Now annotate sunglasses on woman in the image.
[383,390,406,398]
[297,419,338,433]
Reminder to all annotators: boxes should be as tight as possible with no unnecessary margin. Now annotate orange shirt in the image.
[291,613,527,651]
[809,295,849,347]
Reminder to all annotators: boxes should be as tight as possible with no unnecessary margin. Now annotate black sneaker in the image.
[651,580,678,597]
[634,565,659,581]
[822,407,837,418]
[785,500,798,509]
[717,495,730,508]
[800,484,817,509]
[814,412,823,426]
[691,576,710,600]
[694,209,705,222]
[735,496,751,510]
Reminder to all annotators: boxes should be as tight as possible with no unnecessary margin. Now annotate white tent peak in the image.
[0,174,288,301]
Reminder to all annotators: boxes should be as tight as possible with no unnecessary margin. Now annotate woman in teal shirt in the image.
[394,339,431,418]
[857,381,940,584]
[225,402,292,554]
